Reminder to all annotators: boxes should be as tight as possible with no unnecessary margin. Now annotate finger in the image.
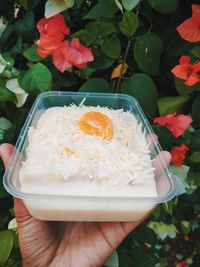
[146,134,158,151]
[0,143,14,168]
[153,151,171,177]
[0,143,31,220]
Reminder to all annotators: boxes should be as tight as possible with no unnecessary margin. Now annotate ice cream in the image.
[19,105,157,221]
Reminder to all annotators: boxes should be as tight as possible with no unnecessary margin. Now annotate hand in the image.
[0,143,171,267]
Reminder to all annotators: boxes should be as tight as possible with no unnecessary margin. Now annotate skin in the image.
[0,143,171,267]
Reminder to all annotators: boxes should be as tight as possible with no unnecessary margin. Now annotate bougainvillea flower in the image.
[36,34,62,58]
[37,14,70,42]
[171,144,189,167]
[177,4,200,43]
[53,38,94,72]
[171,56,200,86]
[154,113,193,137]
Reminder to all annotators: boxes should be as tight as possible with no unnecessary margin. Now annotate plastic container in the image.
[3,92,181,221]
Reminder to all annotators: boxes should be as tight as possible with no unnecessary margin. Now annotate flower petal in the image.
[171,144,189,167]
[184,71,200,86]
[192,4,200,24]
[179,55,191,65]
[177,18,200,43]
[167,114,193,137]
[171,65,189,80]
[52,43,72,72]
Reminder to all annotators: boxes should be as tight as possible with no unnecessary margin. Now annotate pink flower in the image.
[154,113,193,137]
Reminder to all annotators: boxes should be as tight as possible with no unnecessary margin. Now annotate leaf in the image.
[76,0,85,8]
[84,0,118,19]
[0,230,13,266]
[180,220,191,235]
[134,32,163,75]
[0,54,7,73]
[148,222,178,240]
[0,79,15,102]
[191,46,200,58]
[175,77,197,95]
[121,73,158,116]
[23,44,43,62]
[170,165,190,181]
[122,0,140,11]
[114,0,123,13]
[45,0,75,18]
[147,0,179,14]
[158,95,190,116]
[19,0,28,9]
[6,78,28,108]
[191,94,200,128]
[101,35,121,59]
[189,152,200,163]
[96,22,117,38]
[15,11,35,39]
[89,53,115,69]
[111,63,128,79]
[104,250,119,267]
[0,117,12,131]
[19,63,52,95]
[79,78,112,93]
[119,11,138,37]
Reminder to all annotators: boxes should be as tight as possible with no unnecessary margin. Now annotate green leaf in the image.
[84,0,118,19]
[73,23,97,46]
[134,33,163,75]
[45,0,75,18]
[191,94,200,128]
[191,46,200,58]
[180,220,191,235]
[104,250,119,267]
[189,152,200,163]
[19,63,52,94]
[0,117,12,131]
[96,22,116,38]
[0,230,13,266]
[15,11,35,39]
[89,53,115,69]
[122,0,140,11]
[119,11,138,37]
[121,73,158,116]
[147,0,179,14]
[23,44,43,62]
[76,0,85,8]
[101,35,121,59]
[170,165,190,181]
[19,0,28,9]
[158,95,190,116]
[0,79,15,102]
[79,78,112,93]
[175,77,197,95]
[114,0,123,13]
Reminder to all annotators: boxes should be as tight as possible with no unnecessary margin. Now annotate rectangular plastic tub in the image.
[3,92,178,221]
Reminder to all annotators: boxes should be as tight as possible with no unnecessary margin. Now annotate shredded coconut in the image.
[20,105,155,186]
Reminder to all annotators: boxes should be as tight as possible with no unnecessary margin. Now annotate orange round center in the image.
[78,111,114,141]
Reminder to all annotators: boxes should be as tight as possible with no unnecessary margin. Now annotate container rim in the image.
[3,91,177,203]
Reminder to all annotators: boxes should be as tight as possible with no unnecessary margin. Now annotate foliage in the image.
[0,0,200,266]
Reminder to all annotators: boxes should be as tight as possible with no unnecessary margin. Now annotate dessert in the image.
[19,105,157,199]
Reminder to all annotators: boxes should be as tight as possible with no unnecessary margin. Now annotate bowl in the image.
[3,91,179,221]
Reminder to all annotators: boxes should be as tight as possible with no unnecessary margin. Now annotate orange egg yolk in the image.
[78,111,114,141]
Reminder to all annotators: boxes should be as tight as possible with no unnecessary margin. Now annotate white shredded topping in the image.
[20,105,155,186]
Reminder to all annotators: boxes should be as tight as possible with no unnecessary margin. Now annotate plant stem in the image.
[114,38,132,93]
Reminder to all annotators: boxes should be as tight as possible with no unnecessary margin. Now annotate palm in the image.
[15,197,143,267]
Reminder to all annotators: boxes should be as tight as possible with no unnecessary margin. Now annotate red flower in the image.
[53,38,94,73]
[154,113,193,137]
[171,144,189,167]
[36,14,94,73]
[177,4,200,43]
[171,56,200,86]
[37,14,70,42]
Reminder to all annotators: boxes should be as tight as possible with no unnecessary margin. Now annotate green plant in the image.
[0,0,200,266]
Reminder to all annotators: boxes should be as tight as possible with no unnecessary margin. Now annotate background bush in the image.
[0,0,200,266]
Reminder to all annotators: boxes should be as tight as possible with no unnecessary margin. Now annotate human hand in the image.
[0,143,171,267]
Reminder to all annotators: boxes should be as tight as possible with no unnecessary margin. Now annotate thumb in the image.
[0,143,14,168]
[0,143,31,221]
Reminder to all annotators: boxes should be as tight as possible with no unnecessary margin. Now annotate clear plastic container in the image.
[3,92,181,221]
